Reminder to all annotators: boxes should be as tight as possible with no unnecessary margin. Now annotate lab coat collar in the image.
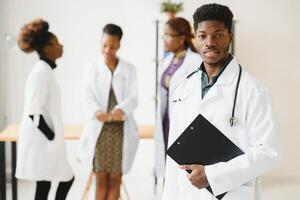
[39,56,57,69]
[214,56,240,86]
[198,56,240,103]
[162,48,198,72]
[36,60,55,72]
[96,55,125,76]
[184,48,200,71]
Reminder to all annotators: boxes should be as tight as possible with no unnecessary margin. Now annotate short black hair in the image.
[193,3,233,32]
[103,23,123,40]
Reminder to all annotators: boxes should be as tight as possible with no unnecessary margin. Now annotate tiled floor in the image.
[5,139,300,200]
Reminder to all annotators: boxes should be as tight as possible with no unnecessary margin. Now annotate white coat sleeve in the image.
[204,88,279,196]
[27,69,49,115]
[82,67,102,120]
[114,66,138,116]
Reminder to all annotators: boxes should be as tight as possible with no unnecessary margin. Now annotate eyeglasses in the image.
[162,33,183,40]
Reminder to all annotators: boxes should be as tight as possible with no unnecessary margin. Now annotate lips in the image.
[204,50,220,58]
[204,49,219,53]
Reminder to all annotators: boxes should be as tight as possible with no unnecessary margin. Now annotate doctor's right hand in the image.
[110,109,125,121]
[95,111,110,122]
[180,164,209,189]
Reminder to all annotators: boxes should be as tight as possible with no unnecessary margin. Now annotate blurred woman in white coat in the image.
[79,24,139,200]
[16,19,74,200]
[155,17,202,178]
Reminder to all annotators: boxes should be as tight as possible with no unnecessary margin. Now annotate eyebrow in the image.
[197,29,225,33]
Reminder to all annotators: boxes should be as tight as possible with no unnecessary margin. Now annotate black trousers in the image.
[34,176,74,200]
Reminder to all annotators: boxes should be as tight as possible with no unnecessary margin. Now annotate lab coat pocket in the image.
[223,185,255,200]
[231,107,245,127]
[31,116,53,142]
[22,116,37,145]
[225,107,249,147]
[171,90,192,103]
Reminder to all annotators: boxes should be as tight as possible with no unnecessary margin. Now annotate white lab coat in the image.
[78,57,139,174]
[155,49,202,177]
[16,60,73,181]
[162,57,279,200]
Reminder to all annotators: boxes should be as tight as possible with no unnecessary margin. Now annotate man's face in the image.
[195,20,232,66]
[101,33,120,61]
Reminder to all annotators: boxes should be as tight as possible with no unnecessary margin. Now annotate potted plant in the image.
[160,1,183,20]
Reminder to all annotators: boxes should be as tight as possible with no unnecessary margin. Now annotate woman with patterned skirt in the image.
[80,24,139,200]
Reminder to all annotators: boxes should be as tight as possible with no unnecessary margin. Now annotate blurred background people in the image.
[154,17,202,178]
[15,18,74,200]
[79,24,139,200]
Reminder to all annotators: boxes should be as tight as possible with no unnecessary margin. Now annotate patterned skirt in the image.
[93,121,124,173]
[93,85,124,174]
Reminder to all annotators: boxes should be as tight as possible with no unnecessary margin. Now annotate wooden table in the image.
[0,124,154,200]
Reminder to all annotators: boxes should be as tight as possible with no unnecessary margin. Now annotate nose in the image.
[205,36,216,49]
[104,47,110,54]
[103,48,113,57]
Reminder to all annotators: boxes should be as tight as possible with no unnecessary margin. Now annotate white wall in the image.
[1,0,299,178]
[0,0,12,130]
[0,0,6,130]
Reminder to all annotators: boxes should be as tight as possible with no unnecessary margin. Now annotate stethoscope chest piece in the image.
[230,117,237,127]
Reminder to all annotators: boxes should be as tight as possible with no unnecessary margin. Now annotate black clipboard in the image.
[166,114,244,199]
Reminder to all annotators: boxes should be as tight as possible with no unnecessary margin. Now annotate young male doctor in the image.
[162,3,279,200]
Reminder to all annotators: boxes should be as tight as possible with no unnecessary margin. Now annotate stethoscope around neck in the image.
[173,64,242,127]
[187,64,242,127]
[229,64,242,127]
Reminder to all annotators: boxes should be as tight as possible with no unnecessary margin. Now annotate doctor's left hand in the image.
[180,164,209,189]
[111,109,125,121]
